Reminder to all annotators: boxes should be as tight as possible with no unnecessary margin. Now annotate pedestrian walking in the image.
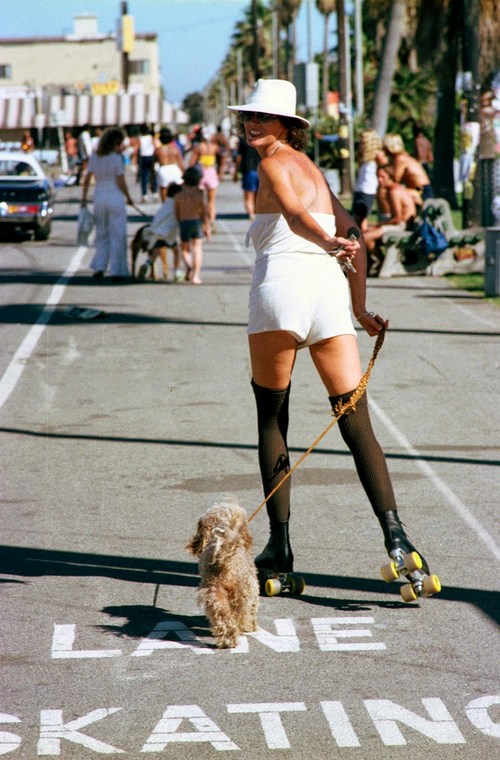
[81,127,134,282]
[155,128,184,202]
[189,130,219,230]
[138,124,158,202]
[174,167,210,284]
[233,136,260,219]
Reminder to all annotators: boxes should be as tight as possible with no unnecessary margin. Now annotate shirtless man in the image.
[364,166,418,276]
[383,133,433,200]
[155,128,184,201]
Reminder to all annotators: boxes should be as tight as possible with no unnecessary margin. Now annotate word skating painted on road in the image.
[2,617,497,754]
[2,698,499,753]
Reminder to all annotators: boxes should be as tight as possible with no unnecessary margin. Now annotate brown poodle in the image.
[186,500,259,648]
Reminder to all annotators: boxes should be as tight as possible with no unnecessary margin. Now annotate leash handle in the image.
[247,328,386,524]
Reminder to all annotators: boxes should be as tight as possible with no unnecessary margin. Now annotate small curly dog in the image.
[186,500,259,648]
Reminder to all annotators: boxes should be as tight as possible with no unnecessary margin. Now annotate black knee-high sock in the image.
[252,380,291,523]
[329,390,396,516]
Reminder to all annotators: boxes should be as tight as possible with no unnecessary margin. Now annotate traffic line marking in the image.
[0,246,88,410]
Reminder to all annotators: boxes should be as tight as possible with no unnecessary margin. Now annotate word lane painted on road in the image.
[1,697,499,754]
[50,616,387,658]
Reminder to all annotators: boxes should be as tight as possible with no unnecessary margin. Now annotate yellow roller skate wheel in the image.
[265,578,282,597]
[400,583,418,603]
[381,561,399,582]
[404,551,423,572]
[423,574,442,596]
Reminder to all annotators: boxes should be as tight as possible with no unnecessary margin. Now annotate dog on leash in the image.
[130,224,169,281]
[186,500,259,648]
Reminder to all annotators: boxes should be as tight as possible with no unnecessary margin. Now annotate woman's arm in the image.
[117,173,134,206]
[81,171,93,205]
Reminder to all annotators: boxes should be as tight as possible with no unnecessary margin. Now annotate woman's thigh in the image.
[309,334,362,396]
[248,331,298,390]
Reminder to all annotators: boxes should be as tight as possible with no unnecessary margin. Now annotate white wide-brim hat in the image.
[228,79,310,128]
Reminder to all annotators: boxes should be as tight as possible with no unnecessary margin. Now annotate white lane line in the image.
[369,396,500,561]
[0,246,88,410]
[218,218,255,266]
[449,300,499,328]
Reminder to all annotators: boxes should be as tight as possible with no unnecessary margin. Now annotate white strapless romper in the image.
[246,212,356,348]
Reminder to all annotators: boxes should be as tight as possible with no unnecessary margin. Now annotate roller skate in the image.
[378,511,441,602]
[255,521,305,597]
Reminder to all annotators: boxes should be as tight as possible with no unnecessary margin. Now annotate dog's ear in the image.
[185,518,206,556]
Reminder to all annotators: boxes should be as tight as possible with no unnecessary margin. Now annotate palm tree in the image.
[370,0,406,136]
[276,0,303,81]
[316,0,337,114]
[415,0,500,218]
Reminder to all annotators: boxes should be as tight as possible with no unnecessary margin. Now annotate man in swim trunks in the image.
[155,128,185,202]
[228,79,435,582]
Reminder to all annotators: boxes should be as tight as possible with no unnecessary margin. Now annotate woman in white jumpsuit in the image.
[81,127,134,280]
[228,80,437,589]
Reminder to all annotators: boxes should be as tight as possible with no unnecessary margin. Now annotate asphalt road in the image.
[1,177,499,759]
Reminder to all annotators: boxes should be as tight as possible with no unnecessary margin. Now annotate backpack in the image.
[410,212,448,258]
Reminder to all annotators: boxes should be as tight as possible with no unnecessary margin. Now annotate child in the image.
[140,182,183,281]
[174,167,210,284]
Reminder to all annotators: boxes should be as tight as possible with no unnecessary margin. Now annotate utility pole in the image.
[354,0,364,117]
[120,2,129,93]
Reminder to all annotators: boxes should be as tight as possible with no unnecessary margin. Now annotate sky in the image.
[0,0,327,105]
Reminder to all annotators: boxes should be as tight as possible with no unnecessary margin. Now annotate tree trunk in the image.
[433,5,459,209]
[461,0,481,226]
[371,0,406,136]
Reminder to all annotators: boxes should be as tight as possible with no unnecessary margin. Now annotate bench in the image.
[377,198,485,278]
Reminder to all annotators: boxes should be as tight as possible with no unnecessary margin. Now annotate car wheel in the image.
[34,221,51,241]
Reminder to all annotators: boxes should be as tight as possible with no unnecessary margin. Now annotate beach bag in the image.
[77,206,95,246]
[411,216,448,258]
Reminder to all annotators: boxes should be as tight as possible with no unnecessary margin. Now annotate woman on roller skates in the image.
[228,80,434,595]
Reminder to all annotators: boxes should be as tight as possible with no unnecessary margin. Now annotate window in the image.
[0,64,12,79]
[128,59,150,75]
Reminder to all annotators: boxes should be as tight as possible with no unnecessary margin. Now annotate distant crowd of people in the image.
[351,124,434,276]
[74,116,434,285]
[77,121,257,284]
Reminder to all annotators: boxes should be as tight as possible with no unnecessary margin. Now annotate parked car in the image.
[0,151,55,240]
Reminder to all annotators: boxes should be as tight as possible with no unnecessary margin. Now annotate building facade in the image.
[0,14,183,137]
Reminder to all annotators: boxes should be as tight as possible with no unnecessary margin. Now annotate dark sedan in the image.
[0,151,55,240]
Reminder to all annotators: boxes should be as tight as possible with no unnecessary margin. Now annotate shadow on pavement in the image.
[1,544,498,628]
[1,425,498,468]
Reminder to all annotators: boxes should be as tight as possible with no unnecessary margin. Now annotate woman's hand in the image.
[326,235,360,271]
[356,311,388,336]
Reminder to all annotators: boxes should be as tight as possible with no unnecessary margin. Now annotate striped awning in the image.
[0,93,180,130]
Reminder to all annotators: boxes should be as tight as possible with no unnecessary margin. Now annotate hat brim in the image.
[228,104,310,128]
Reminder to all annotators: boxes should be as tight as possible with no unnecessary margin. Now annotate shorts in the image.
[242,170,259,193]
[248,251,356,348]
[157,164,183,188]
[151,239,176,250]
[199,166,219,191]
[179,219,203,242]
[351,191,375,221]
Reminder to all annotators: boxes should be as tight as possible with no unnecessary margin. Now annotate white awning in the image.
[0,93,181,129]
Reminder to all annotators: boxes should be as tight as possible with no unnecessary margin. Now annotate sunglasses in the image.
[240,112,278,124]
